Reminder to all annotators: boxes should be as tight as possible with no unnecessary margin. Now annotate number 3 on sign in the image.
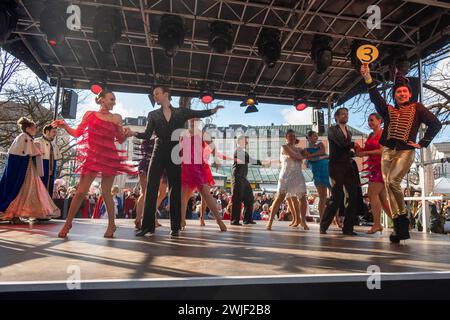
[357,44,379,64]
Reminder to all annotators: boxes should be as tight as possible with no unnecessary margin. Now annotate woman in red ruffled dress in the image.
[52,90,136,238]
[356,113,391,234]
[180,118,227,232]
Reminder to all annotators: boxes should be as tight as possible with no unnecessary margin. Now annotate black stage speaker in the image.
[61,89,78,119]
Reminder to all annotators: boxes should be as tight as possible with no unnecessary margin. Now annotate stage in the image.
[1,219,450,299]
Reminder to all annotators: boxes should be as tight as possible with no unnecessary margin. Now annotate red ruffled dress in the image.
[362,129,383,183]
[76,112,137,176]
[181,134,215,190]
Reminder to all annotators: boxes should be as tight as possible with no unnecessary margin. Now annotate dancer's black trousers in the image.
[142,147,181,232]
[231,177,254,223]
[320,161,359,233]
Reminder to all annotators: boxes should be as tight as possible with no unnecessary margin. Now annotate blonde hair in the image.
[17,117,36,133]
[95,90,114,105]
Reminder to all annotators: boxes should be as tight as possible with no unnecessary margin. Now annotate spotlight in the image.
[209,21,232,54]
[40,1,67,47]
[158,14,185,58]
[90,83,103,94]
[200,87,214,104]
[93,7,123,53]
[240,92,259,107]
[257,28,281,68]
[245,105,259,113]
[311,35,333,74]
[294,97,308,111]
[0,0,18,44]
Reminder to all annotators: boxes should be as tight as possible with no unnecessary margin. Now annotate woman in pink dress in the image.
[356,113,391,234]
[180,118,227,232]
[52,90,136,238]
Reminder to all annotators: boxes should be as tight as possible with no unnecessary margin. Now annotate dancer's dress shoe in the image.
[170,230,179,237]
[243,221,256,225]
[230,221,242,226]
[342,231,358,236]
[319,229,327,234]
[135,228,153,237]
[390,216,400,243]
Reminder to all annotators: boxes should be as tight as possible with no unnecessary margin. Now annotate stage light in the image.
[40,1,67,47]
[0,0,18,44]
[209,21,232,54]
[245,105,259,113]
[257,28,281,68]
[311,35,333,74]
[199,84,214,104]
[158,14,185,58]
[90,83,103,94]
[240,92,258,107]
[294,97,308,111]
[93,7,123,53]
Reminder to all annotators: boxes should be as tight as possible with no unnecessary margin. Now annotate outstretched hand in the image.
[212,105,224,114]
[51,119,66,128]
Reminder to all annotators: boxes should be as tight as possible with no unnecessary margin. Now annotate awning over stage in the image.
[2,0,449,106]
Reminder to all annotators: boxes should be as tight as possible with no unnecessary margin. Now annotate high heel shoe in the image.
[216,219,227,232]
[367,226,383,234]
[104,225,117,238]
[200,219,206,227]
[301,222,310,231]
[58,223,72,238]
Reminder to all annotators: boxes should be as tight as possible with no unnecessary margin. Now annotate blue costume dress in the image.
[0,133,60,219]
[306,143,330,188]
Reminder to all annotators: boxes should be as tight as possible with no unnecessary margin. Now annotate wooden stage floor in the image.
[1,218,450,285]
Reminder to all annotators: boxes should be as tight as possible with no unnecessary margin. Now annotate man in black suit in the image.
[127,86,223,237]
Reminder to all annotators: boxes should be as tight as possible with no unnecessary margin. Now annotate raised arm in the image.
[52,111,92,138]
[183,105,224,121]
[282,145,304,161]
[361,64,387,118]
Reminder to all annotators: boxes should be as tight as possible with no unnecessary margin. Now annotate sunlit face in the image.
[100,93,116,110]
[368,115,382,130]
[286,132,296,144]
[26,124,37,136]
[153,87,169,105]
[335,109,349,124]
[46,128,57,140]
[394,86,412,105]
[308,132,319,144]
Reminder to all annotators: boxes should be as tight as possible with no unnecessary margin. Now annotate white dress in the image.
[277,145,307,198]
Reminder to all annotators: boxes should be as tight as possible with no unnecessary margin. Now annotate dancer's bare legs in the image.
[266,192,286,230]
[58,173,96,238]
[181,185,195,230]
[101,175,117,238]
[317,185,328,222]
[198,184,226,231]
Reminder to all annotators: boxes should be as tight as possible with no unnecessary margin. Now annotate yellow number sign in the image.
[356,44,379,64]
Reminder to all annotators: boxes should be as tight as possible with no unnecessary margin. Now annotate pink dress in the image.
[362,129,383,183]
[181,134,215,190]
[76,112,137,176]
